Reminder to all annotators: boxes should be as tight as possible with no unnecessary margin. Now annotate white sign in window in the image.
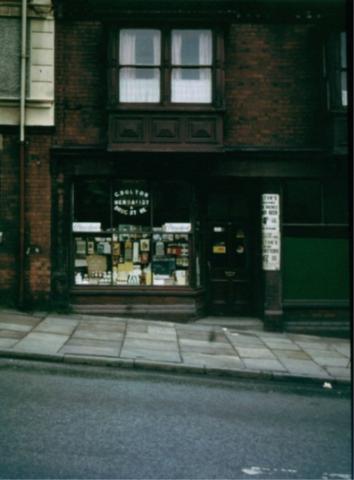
[163,223,192,233]
[72,222,101,232]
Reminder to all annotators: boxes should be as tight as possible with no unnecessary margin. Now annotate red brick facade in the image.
[224,24,323,147]
[0,11,347,323]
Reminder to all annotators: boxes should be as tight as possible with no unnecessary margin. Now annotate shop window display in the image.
[72,180,193,287]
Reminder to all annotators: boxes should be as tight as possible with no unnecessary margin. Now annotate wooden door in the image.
[208,222,251,315]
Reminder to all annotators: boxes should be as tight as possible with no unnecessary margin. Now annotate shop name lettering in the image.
[113,189,150,216]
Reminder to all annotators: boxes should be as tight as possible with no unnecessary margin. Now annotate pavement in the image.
[0,308,351,386]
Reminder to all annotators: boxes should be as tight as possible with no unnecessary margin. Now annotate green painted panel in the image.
[282,237,350,300]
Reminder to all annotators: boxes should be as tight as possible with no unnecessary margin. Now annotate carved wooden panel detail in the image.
[151,118,179,143]
[111,117,144,143]
[187,118,216,143]
[108,113,223,151]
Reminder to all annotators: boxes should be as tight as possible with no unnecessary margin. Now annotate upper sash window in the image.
[117,28,214,104]
[324,32,348,111]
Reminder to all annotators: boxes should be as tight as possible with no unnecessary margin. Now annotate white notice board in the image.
[262,194,280,271]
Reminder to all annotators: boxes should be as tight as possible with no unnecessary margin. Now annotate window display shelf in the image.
[73,231,192,287]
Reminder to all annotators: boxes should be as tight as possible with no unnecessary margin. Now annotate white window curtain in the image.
[119,30,136,64]
[171,30,212,103]
[199,30,212,65]
[119,29,160,103]
[171,31,183,65]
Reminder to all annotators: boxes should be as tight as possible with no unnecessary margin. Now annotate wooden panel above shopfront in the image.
[108,113,223,151]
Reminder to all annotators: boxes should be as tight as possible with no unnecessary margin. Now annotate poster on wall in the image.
[262,194,280,271]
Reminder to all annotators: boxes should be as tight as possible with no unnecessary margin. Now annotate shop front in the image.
[51,151,262,320]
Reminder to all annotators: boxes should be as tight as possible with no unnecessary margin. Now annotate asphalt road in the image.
[0,361,351,479]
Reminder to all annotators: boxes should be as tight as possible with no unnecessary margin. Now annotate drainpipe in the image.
[18,0,27,308]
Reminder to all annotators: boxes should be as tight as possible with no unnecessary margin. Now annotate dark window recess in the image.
[207,189,250,221]
[153,182,192,227]
[324,32,348,111]
[283,181,322,224]
[74,180,111,231]
[323,179,349,224]
[283,180,349,225]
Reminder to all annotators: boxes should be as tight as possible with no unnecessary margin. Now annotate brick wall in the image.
[224,23,324,147]
[0,133,53,306]
[0,134,19,304]
[0,19,326,307]
[55,21,106,145]
[55,21,324,148]
[26,135,52,304]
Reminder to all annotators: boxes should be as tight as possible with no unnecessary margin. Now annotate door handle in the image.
[225,271,236,277]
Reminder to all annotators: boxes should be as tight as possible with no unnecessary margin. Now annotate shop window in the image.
[72,179,194,288]
[113,27,218,105]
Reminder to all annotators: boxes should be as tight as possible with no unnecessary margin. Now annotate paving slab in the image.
[181,353,244,369]
[176,326,220,341]
[306,348,348,358]
[294,341,336,351]
[0,329,25,339]
[0,315,40,332]
[0,338,20,348]
[120,347,181,363]
[226,333,266,347]
[278,358,329,377]
[272,349,311,361]
[309,355,350,368]
[288,333,324,342]
[60,338,120,357]
[80,318,127,332]
[13,332,69,354]
[260,339,301,351]
[324,366,351,380]
[179,340,234,356]
[123,338,178,351]
[332,344,351,358]
[72,327,124,342]
[125,331,176,342]
[34,317,79,336]
[236,347,277,359]
[147,325,177,335]
[242,358,287,372]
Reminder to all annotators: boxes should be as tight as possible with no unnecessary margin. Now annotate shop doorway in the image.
[208,221,252,314]
[206,185,258,315]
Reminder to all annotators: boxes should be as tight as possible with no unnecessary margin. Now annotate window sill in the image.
[0,97,54,108]
[71,285,205,296]
[107,104,225,113]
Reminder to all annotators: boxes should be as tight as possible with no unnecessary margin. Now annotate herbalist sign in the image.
[262,194,280,271]
[113,188,150,216]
